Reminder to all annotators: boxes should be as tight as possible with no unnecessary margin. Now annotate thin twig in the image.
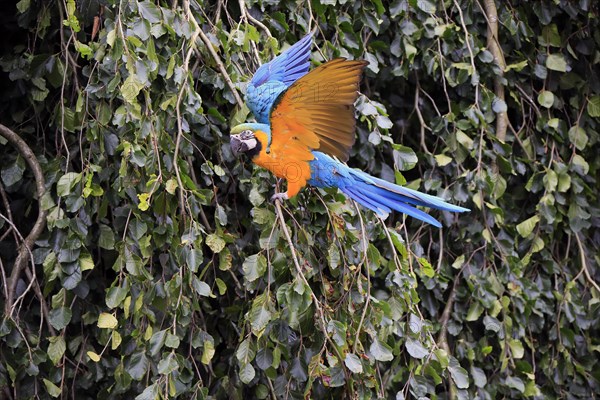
[574,232,600,294]
[437,277,459,400]
[197,30,244,107]
[237,0,273,39]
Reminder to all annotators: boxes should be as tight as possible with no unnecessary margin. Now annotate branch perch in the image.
[0,124,48,316]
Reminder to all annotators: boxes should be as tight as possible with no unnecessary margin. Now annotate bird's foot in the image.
[270,192,289,203]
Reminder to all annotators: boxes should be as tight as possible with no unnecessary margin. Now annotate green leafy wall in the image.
[0,0,598,399]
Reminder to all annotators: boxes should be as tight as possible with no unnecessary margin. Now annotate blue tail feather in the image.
[349,182,443,227]
[308,151,469,227]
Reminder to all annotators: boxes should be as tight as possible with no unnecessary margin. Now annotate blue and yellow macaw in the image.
[232,46,468,227]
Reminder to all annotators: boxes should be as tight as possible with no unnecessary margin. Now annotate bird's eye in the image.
[240,130,254,139]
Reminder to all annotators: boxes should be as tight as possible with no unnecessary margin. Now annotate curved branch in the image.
[0,124,47,316]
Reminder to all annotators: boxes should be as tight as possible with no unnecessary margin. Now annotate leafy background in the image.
[0,0,599,399]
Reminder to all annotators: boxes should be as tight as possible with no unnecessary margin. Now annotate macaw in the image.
[231,58,469,227]
[246,32,313,124]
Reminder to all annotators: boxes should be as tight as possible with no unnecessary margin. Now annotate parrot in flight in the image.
[232,41,468,227]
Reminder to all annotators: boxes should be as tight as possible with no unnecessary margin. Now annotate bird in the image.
[231,58,469,227]
[245,32,313,124]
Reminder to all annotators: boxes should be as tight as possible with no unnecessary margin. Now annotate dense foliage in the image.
[1,0,599,399]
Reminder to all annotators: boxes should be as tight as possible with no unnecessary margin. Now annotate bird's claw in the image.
[270,192,289,203]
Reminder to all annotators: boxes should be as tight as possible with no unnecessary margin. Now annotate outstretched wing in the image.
[269,58,367,162]
[246,33,313,123]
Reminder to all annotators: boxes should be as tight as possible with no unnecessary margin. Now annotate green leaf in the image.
[466,302,484,321]
[471,366,487,388]
[165,333,180,348]
[239,362,255,384]
[206,233,226,253]
[509,339,525,359]
[435,153,453,167]
[417,0,436,13]
[192,277,212,297]
[344,353,363,374]
[1,159,25,187]
[120,74,145,104]
[135,384,159,400]
[587,95,600,117]
[506,376,525,392]
[392,145,418,171]
[202,338,215,365]
[370,338,393,362]
[87,351,101,362]
[47,336,66,365]
[546,54,567,72]
[418,257,434,278]
[405,338,429,359]
[98,313,118,329]
[126,351,149,381]
[537,90,554,108]
[157,353,179,375]
[106,285,128,309]
[516,215,539,238]
[448,358,470,389]
[56,172,81,196]
[138,1,162,23]
[568,126,588,150]
[248,294,272,335]
[43,378,61,398]
[48,307,72,331]
[242,254,267,282]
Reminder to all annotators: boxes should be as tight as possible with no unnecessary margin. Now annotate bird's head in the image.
[230,123,270,159]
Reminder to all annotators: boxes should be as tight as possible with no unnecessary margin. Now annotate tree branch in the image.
[0,124,47,316]
[437,277,458,400]
[197,30,244,107]
[480,0,507,141]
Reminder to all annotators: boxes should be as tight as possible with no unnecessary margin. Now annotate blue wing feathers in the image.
[247,32,314,123]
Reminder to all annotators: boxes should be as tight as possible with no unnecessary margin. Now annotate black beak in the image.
[230,134,242,157]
